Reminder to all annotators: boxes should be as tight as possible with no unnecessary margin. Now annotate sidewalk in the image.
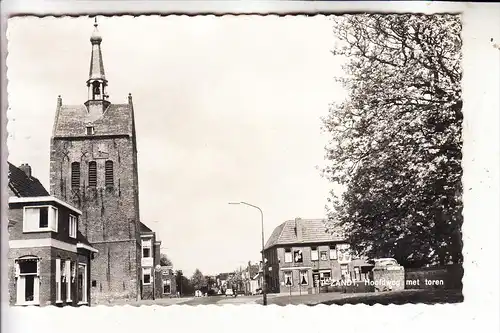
[93,297,194,307]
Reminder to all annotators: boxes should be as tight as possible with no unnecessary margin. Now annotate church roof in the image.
[53,103,133,137]
[8,162,49,197]
[264,218,346,250]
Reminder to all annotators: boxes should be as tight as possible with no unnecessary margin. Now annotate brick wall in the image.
[405,265,463,290]
[8,247,52,306]
[90,240,139,303]
[8,201,80,246]
[372,267,405,291]
[50,136,141,303]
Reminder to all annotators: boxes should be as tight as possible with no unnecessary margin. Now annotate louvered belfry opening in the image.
[105,160,114,187]
[88,161,97,187]
[71,162,80,189]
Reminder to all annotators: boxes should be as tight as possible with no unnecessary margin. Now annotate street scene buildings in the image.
[6,14,464,306]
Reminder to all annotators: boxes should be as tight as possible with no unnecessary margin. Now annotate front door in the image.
[312,273,320,287]
[77,263,87,304]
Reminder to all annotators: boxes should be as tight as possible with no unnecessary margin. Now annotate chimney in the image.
[57,95,62,108]
[295,217,303,241]
[19,163,32,178]
[128,93,133,105]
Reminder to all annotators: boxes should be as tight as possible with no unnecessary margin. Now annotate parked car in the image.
[254,288,262,295]
[225,288,236,297]
[373,258,399,267]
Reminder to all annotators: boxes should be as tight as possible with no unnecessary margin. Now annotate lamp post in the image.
[228,201,267,306]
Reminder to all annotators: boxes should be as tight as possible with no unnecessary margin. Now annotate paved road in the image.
[182,295,263,305]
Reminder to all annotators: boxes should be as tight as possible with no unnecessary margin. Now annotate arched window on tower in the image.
[105,160,114,187]
[71,162,80,189]
[92,81,101,99]
[88,161,97,187]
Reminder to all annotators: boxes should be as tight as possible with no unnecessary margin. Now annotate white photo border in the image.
[2,1,499,333]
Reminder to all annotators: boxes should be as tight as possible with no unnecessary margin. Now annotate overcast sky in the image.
[7,15,346,276]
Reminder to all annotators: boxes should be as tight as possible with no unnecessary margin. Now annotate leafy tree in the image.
[190,269,207,291]
[160,253,173,267]
[322,14,463,267]
[175,270,194,296]
[227,271,244,291]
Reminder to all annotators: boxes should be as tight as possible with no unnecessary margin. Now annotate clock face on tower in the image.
[93,142,109,159]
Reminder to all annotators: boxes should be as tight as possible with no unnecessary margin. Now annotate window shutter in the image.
[88,161,97,187]
[71,262,76,282]
[33,277,40,303]
[71,162,80,189]
[105,161,114,186]
[16,276,25,303]
[55,259,61,283]
[36,260,40,277]
[15,262,20,278]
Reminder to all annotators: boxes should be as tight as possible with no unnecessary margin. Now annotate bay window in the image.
[23,206,58,232]
[142,239,152,258]
[142,267,152,285]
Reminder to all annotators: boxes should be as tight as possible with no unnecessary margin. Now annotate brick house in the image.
[7,162,98,306]
[263,218,373,294]
[243,262,261,295]
[158,266,177,298]
[139,222,163,300]
[48,19,162,303]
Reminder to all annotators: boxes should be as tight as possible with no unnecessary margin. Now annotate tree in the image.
[190,269,207,291]
[160,253,173,267]
[227,271,244,291]
[176,270,194,296]
[322,14,463,267]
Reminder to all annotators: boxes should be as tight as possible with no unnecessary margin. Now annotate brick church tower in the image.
[49,19,142,303]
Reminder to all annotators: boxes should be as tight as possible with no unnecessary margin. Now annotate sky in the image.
[6,15,347,276]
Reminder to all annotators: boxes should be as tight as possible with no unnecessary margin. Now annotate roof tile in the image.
[53,103,133,137]
[264,218,345,250]
[8,162,49,197]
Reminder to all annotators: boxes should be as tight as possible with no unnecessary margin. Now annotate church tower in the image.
[49,19,142,303]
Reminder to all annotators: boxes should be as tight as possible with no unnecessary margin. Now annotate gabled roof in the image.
[8,162,49,197]
[52,103,133,137]
[140,222,154,234]
[264,218,345,250]
[248,264,260,277]
[77,230,91,246]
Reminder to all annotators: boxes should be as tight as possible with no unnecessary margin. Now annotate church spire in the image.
[87,17,108,102]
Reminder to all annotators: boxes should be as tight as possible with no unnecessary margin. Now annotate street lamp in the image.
[228,201,268,306]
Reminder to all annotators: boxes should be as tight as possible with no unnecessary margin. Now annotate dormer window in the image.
[86,126,95,135]
[23,206,58,233]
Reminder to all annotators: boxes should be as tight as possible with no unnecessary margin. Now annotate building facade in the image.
[139,222,163,300]
[243,262,261,295]
[158,266,177,298]
[48,20,161,303]
[263,218,373,294]
[7,162,97,306]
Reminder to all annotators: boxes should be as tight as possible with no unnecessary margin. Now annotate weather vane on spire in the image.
[94,16,98,27]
